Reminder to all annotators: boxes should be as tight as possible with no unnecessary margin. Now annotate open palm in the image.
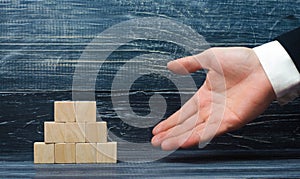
[151,47,276,150]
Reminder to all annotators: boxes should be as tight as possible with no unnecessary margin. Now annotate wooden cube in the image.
[34,142,54,164]
[97,142,117,163]
[55,143,75,164]
[85,122,107,143]
[54,101,76,122]
[44,122,65,143]
[76,143,97,163]
[75,101,96,122]
[65,123,85,143]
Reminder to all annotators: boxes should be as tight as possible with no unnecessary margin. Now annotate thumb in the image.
[167,50,211,75]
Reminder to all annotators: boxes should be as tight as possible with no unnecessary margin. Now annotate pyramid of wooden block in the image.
[34,101,117,164]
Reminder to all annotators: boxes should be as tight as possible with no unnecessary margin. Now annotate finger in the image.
[195,102,228,148]
[195,107,242,149]
[160,126,202,151]
[152,92,199,135]
[167,50,212,75]
[160,111,232,150]
[152,112,206,147]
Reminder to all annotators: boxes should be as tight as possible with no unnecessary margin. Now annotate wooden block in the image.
[85,122,107,143]
[75,101,96,122]
[96,142,117,163]
[34,142,54,164]
[44,122,65,143]
[76,143,97,163]
[65,123,85,143]
[54,101,76,122]
[55,143,76,164]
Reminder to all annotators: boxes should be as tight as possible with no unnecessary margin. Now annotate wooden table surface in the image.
[1,150,300,178]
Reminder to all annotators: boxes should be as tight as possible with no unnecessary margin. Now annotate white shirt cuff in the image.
[253,40,300,104]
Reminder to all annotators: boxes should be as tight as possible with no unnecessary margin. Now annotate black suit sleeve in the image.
[275,27,300,72]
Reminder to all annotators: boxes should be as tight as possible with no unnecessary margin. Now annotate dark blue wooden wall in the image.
[0,0,299,162]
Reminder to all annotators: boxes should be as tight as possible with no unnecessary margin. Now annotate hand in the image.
[151,47,276,151]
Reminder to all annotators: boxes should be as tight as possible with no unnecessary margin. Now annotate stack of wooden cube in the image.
[34,101,117,164]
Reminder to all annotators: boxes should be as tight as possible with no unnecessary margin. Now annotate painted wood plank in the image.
[0,0,299,162]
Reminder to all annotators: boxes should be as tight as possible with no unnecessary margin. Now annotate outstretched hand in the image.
[151,47,276,150]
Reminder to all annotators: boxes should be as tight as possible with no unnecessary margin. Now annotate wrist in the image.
[253,41,300,104]
[251,49,277,102]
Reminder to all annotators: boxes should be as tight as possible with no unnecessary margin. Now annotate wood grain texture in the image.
[54,101,76,123]
[85,122,107,143]
[64,123,85,143]
[54,143,76,164]
[75,101,96,122]
[34,142,54,164]
[3,158,300,178]
[76,143,97,163]
[97,142,117,163]
[44,122,65,143]
[0,0,299,162]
